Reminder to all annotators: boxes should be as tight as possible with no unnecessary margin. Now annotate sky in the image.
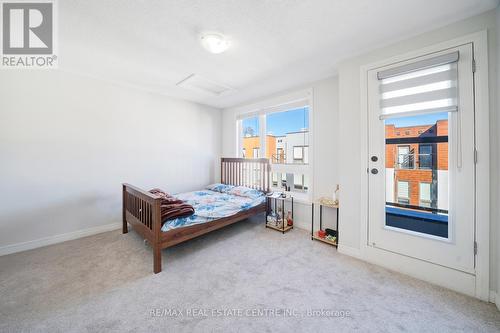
[242,107,309,137]
[384,111,448,127]
[242,107,444,135]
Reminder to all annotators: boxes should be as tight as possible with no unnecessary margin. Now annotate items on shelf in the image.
[325,234,337,243]
[311,199,339,247]
[325,228,337,237]
[265,193,293,234]
[333,184,340,206]
[266,211,277,224]
[319,197,336,206]
[286,211,293,226]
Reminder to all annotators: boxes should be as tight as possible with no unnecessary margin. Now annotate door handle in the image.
[371,168,378,174]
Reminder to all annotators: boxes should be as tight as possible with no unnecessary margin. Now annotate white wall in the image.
[496,4,500,310]
[0,70,221,253]
[222,77,339,231]
[337,10,498,294]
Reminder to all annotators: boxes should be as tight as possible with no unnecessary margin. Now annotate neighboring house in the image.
[385,120,448,211]
[243,130,310,192]
[242,130,309,164]
[284,131,309,164]
[242,135,259,158]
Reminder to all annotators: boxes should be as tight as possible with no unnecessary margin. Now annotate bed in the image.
[122,158,270,273]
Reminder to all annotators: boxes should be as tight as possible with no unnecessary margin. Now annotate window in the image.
[419,145,432,169]
[292,146,308,163]
[293,146,303,160]
[385,112,449,235]
[281,173,287,188]
[241,116,260,159]
[270,172,309,192]
[272,172,279,187]
[237,103,312,197]
[266,107,309,165]
[397,146,413,169]
[276,148,285,163]
[293,174,309,191]
[419,182,432,207]
[377,50,462,239]
[397,181,410,204]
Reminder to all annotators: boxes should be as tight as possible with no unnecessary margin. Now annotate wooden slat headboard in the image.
[221,158,270,193]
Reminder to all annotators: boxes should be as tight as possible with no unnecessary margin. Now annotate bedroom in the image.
[1,0,500,332]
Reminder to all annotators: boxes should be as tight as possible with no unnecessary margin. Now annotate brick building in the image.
[385,120,448,210]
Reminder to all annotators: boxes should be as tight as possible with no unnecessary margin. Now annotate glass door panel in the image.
[385,112,448,238]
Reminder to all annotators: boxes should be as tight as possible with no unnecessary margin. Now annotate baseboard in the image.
[0,222,121,256]
[337,243,363,259]
[490,290,497,304]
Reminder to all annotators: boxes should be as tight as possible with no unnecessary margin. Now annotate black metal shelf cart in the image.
[265,194,293,234]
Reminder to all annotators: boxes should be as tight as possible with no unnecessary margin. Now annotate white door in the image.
[367,44,475,273]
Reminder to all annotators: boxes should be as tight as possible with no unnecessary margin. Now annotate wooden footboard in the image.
[122,183,163,273]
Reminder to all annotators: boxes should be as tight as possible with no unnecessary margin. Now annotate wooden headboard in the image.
[221,158,270,193]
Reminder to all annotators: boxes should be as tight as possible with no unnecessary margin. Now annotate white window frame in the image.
[235,89,314,202]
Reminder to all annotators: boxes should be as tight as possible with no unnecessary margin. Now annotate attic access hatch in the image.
[176,74,234,96]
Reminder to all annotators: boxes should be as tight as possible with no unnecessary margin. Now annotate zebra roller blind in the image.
[377,51,459,119]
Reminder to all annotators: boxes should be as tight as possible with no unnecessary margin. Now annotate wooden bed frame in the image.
[122,158,270,273]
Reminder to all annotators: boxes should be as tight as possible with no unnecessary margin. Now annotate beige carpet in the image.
[1,214,499,332]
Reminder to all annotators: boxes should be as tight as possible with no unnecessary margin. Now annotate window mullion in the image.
[259,114,266,158]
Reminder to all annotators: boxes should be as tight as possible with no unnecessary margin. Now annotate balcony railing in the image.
[395,153,433,170]
[271,153,286,164]
[386,201,447,214]
[385,202,448,238]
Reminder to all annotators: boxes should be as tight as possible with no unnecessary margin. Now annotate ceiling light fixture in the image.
[200,33,230,54]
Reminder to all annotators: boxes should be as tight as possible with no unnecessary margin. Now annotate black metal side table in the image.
[265,194,293,234]
[311,198,339,247]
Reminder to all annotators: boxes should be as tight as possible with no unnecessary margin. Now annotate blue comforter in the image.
[161,189,265,232]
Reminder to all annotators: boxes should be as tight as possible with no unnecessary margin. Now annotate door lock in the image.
[371,156,378,162]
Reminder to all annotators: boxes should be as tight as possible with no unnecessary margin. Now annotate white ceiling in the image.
[59,0,498,109]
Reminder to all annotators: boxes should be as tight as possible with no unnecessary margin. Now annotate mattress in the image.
[161,189,265,232]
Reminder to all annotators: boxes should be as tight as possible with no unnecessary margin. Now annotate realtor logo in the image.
[1,1,57,68]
